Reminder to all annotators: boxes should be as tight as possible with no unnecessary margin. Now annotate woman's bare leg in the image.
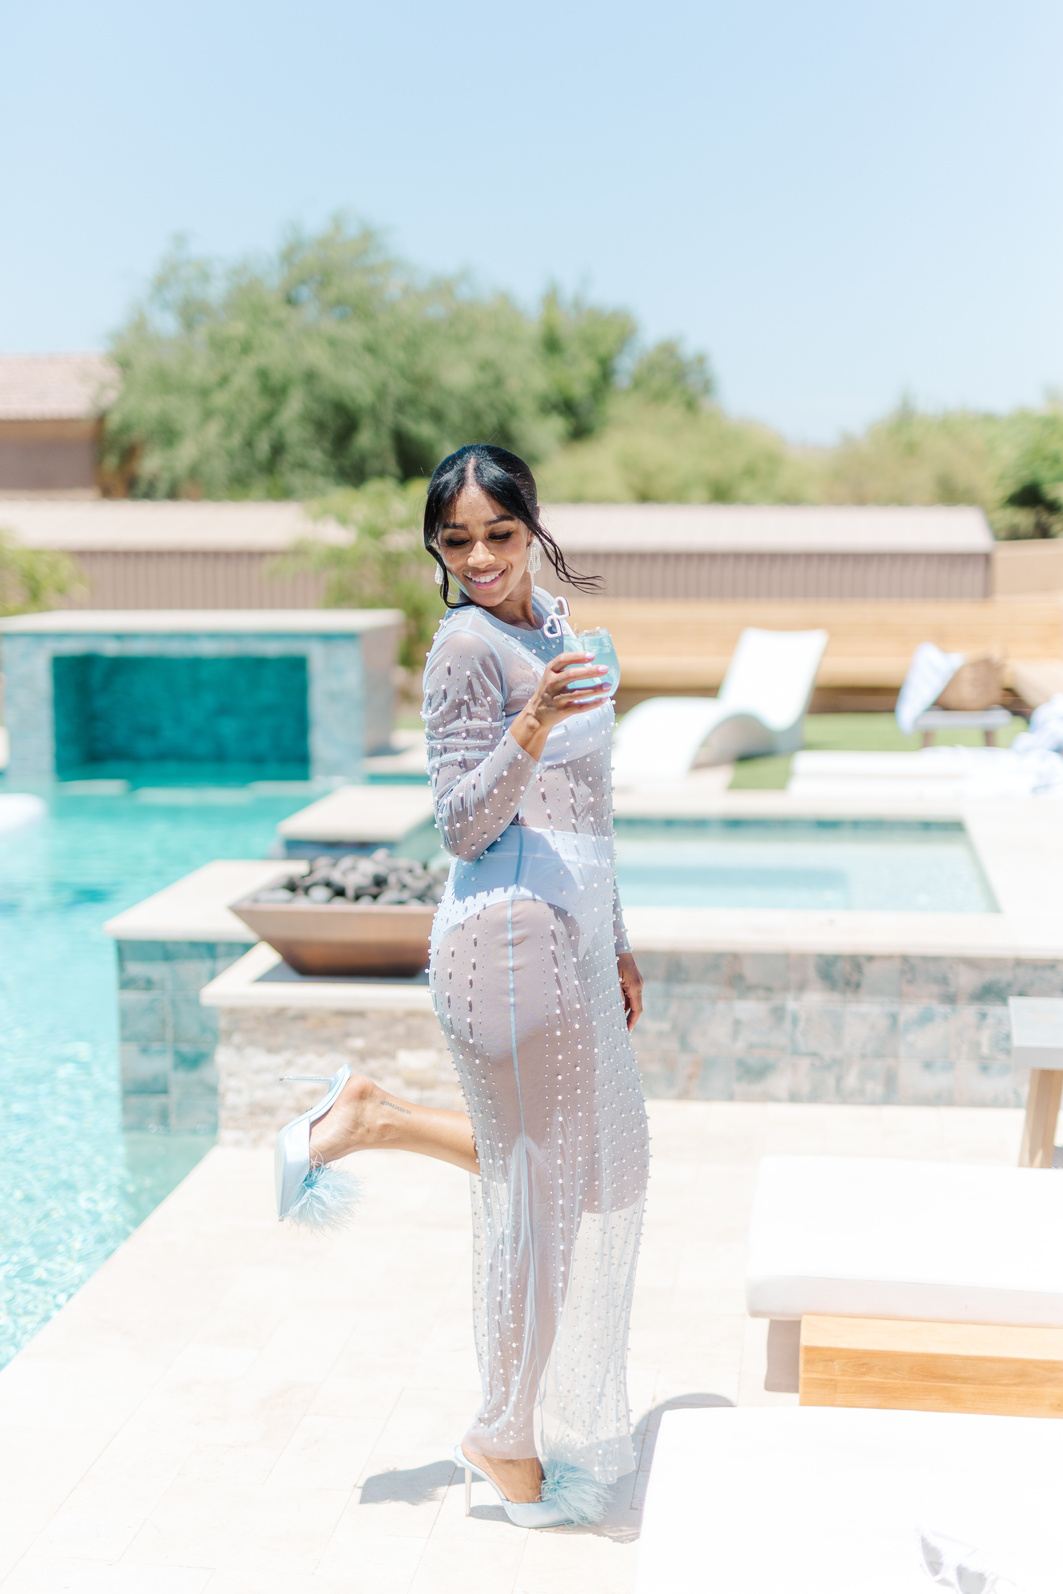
[308,1078,547,1500]
[309,1074,478,1175]
[461,1446,544,1502]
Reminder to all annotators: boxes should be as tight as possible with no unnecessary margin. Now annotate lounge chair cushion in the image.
[635,1406,1062,1593]
[745,1155,1063,1326]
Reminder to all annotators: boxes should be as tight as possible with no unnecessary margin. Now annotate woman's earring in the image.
[434,563,444,586]
[526,538,542,576]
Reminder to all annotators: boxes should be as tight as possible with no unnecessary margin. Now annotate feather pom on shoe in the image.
[540,1459,608,1526]
[284,1161,361,1230]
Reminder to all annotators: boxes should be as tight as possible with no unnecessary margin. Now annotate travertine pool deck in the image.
[0,1101,1024,1594]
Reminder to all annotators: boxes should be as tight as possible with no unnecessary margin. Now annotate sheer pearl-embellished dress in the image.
[423,588,649,1485]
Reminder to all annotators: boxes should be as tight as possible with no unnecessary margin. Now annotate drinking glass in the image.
[569,626,620,697]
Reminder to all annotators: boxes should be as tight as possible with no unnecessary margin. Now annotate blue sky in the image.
[2,0,1061,442]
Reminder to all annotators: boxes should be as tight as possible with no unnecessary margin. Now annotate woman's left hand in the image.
[617,953,644,1032]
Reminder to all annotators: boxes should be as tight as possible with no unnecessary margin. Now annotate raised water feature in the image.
[0,608,402,781]
[52,653,311,773]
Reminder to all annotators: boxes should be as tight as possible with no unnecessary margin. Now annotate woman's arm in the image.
[423,627,613,863]
[423,632,537,861]
[612,879,643,1030]
[617,953,644,1032]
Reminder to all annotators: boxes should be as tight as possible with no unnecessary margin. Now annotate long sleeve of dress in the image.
[423,627,539,861]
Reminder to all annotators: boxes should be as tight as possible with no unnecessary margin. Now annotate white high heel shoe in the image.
[275,1066,361,1229]
[453,1445,572,1529]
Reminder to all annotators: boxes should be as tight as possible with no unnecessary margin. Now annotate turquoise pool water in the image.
[0,780,314,1368]
[613,819,997,913]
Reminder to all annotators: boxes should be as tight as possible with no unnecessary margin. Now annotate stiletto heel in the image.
[275,1066,361,1229]
[451,1443,601,1529]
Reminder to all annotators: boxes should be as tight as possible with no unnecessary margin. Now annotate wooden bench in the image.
[1011,998,1063,1169]
[564,595,1063,706]
[800,1314,1063,1418]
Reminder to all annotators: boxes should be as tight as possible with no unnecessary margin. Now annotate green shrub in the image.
[275,478,441,670]
[536,396,814,503]
[818,404,996,510]
[815,401,1063,538]
[0,531,82,615]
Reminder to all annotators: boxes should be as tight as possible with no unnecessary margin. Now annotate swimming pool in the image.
[613,819,997,913]
[0,796,997,1368]
[0,780,314,1368]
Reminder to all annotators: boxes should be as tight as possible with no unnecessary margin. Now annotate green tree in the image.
[0,531,82,615]
[110,217,1063,535]
[994,406,1063,538]
[104,222,565,499]
[538,288,637,441]
[277,479,441,670]
[628,338,715,410]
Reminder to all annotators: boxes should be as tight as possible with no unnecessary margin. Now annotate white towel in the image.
[919,744,1063,797]
[1013,692,1063,754]
[895,642,965,736]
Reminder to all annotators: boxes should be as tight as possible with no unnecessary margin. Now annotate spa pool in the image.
[613,819,997,913]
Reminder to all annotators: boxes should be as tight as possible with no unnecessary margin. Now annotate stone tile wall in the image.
[121,943,1058,1129]
[632,951,1061,1108]
[215,1006,461,1147]
[117,939,254,1133]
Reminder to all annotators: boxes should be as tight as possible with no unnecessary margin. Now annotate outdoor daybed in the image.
[635,1405,1061,1593]
[745,1155,1063,1415]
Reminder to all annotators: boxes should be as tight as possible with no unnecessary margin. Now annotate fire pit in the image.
[230,850,447,977]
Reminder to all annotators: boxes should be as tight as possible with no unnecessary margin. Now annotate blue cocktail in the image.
[572,627,620,696]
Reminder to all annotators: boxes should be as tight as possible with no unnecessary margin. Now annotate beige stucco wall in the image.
[993,538,1063,595]
[0,419,99,491]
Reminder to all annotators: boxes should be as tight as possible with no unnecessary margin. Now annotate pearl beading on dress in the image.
[423,591,649,1485]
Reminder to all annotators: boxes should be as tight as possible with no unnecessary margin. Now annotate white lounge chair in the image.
[636,1405,1062,1593]
[611,627,828,786]
[745,1155,1063,1327]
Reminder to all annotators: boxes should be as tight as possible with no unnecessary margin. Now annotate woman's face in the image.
[436,482,535,608]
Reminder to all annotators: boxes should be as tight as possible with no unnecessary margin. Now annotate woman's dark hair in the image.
[423,443,600,609]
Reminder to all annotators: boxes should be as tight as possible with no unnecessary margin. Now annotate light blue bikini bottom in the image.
[432,824,615,958]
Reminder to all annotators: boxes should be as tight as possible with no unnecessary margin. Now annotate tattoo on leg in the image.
[380,1096,413,1116]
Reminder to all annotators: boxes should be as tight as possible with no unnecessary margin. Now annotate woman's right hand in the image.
[509,651,612,760]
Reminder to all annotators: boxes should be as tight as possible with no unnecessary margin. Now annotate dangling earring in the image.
[526,538,542,576]
[434,563,444,586]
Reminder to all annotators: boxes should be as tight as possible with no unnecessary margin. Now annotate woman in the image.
[277,444,649,1529]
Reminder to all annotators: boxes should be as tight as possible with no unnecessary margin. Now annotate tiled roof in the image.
[542,503,994,554]
[0,499,348,550]
[0,498,994,554]
[0,354,119,420]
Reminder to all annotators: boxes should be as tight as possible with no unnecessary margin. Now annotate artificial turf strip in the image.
[727,713,1025,790]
